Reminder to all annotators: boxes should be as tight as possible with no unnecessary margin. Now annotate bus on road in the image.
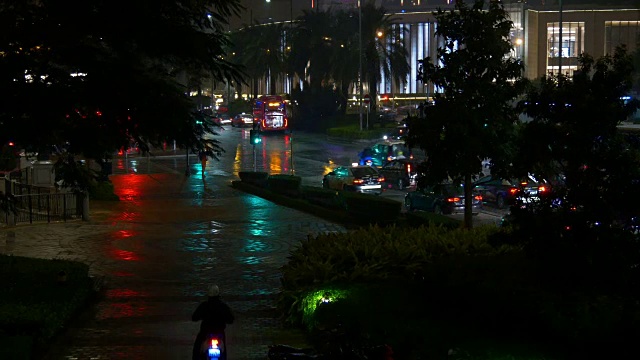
[253,95,289,132]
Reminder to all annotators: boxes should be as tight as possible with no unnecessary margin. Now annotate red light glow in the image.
[447,197,460,202]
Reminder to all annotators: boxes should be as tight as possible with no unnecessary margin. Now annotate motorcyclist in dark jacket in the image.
[192,284,234,360]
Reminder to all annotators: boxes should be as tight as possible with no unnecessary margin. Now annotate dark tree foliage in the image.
[0,0,244,188]
[405,0,525,228]
[506,47,640,300]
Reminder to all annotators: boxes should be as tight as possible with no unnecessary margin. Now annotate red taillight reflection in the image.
[447,197,460,202]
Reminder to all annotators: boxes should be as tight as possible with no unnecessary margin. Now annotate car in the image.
[473,174,549,209]
[322,165,384,194]
[382,124,408,141]
[232,113,254,127]
[217,113,232,125]
[358,140,413,167]
[404,182,483,215]
[377,159,418,190]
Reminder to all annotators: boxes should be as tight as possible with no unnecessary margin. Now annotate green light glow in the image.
[301,287,349,328]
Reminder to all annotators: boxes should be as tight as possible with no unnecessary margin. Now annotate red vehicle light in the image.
[262,119,266,128]
[378,176,385,182]
[520,182,528,186]
[538,186,548,192]
[211,339,219,347]
[509,188,519,194]
[284,117,288,128]
[446,197,460,202]
[353,179,364,185]
[474,195,482,201]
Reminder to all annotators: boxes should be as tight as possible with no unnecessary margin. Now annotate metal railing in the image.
[1,178,84,226]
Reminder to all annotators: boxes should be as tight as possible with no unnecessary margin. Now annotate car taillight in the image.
[407,164,411,174]
[509,188,519,194]
[539,185,548,192]
[387,156,392,162]
[353,179,364,185]
[446,197,460,202]
[378,176,385,182]
[262,119,266,128]
[474,195,482,201]
[284,117,288,128]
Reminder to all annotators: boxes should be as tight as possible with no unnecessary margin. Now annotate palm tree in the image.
[360,2,409,122]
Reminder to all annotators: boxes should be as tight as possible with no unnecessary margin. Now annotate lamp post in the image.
[359,1,363,131]
[558,0,563,76]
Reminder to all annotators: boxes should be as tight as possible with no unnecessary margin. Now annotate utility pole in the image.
[558,0,563,76]
[359,2,363,131]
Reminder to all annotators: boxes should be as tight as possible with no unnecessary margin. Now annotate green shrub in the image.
[340,191,401,225]
[0,255,95,349]
[238,171,269,187]
[268,174,302,197]
[326,126,388,140]
[301,186,345,210]
[88,180,119,201]
[404,210,462,229]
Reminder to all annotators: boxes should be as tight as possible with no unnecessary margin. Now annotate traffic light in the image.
[249,129,262,145]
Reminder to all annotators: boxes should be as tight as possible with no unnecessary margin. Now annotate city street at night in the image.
[0,127,503,359]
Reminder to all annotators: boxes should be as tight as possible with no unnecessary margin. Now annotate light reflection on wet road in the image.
[28,129,351,360]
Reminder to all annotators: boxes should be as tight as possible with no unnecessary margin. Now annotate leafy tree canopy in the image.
[513,47,640,233]
[405,0,525,228]
[0,0,244,166]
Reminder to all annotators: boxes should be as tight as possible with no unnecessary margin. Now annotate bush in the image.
[0,255,95,354]
[88,180,119,201]
[301,186,345,210]
[268,174,302,197]
[340,191,401,225]
[238,171,269,187]
[404,210,462,229]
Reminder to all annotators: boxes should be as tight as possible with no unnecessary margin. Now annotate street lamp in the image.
[359,1,363,131]
[558,0,563,76]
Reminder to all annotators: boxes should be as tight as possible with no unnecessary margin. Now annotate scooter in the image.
[200,333,225,360]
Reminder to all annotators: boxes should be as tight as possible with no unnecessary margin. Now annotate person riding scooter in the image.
[192,284,234,360]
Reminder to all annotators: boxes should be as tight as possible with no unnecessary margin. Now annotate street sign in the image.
[363,94,370,105]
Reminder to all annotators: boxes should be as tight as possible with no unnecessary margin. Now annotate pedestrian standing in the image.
[199,150,207,178]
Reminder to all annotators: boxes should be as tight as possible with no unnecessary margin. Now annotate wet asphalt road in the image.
[0,127,504,360]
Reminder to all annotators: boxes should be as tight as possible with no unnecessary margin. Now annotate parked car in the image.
[404,182,483,215]
[473,174,549,209]
[322,165,384,194]
[378,159,418,190]
[358,140,413,167]
[232,113,254,127]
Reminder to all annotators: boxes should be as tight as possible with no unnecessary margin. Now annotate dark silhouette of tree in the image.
[405,0,525,229]
[514,47,640,236]
[0,0,244,187]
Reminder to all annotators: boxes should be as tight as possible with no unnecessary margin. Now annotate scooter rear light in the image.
[539,186,548,192]
[211,339,219,348]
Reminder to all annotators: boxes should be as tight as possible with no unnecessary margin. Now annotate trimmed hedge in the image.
[238,171,269,187]
[268,174,302,197]
[340,191,401,225]
[0,255,96,357]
